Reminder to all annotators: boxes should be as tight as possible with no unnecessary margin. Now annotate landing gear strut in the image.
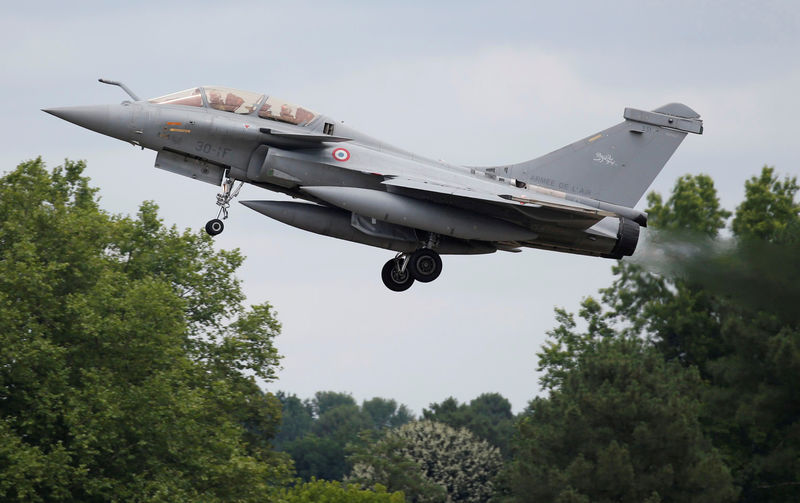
[205,170,243,236]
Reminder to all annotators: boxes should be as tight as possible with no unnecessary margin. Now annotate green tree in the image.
[512,325,737,502]
[635,167,800,500]
[558,173,730,392]
[600,174,731,369]
[422,393,515,458]
[278,479,405,503]
[285,393,371,481]
[362,397,414,430]
[731,165,799,242]
[0,159,292,502]
[527,167,800,501]
[702,167,800,501]
[277,392,415,482]
[313,391,359,416]
[350,421,503,503]
[284,434,349,482]
[646,173,732,234]
[274,392,315,447]
[348,432,446,503]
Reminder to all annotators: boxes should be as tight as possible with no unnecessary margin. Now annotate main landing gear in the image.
[205,170,243,236]
[382,255,414,292]
[381,246,443,292]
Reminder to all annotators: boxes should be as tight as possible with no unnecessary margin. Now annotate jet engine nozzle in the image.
[606,217,640,259]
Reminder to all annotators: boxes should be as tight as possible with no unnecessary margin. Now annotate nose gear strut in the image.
[205,169,243,236]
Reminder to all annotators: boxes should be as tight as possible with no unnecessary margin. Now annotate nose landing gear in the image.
[205,170,243,236]
[205,218,224,235]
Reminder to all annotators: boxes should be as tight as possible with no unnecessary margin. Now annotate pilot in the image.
[224,93,245,113]
[259,103,273,119]
[206,91,225,110]
[295,107,315,125]
[279,104,296,123]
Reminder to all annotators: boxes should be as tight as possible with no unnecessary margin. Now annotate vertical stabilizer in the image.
[502,103,702,207]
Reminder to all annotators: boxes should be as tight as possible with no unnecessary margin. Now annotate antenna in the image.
[98,78,140,101]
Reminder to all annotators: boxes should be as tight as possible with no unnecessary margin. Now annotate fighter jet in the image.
[44,79,702,291]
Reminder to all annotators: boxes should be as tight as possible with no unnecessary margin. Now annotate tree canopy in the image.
[508,166,800,502]
[277,479,404,503]
[422,393,515,458]
[0,158,291,502]
[349,420,503,503]
[274,391,414,481]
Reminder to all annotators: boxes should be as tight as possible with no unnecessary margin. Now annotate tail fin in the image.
[503,103,702,207]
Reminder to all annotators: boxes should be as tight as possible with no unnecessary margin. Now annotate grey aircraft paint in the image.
[43,80,702,291]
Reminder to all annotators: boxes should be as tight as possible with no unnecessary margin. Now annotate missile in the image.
[301,186,538,242]
[240,200,496,255]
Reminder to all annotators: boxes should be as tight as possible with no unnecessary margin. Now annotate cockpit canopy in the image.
[148,86,318,126]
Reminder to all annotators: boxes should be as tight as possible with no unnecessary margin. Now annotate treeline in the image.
[273,392,414,480]
[272,391,516,481]
[1,159,798,502]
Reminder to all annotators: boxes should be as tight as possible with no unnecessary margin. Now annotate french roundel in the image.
[332,148,350,162]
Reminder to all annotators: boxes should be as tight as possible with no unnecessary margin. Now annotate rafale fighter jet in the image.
[44,79,702,291]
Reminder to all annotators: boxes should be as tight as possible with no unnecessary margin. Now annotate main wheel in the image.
[408,249,442,283]
[205,218,224,236]
[381,259,415,292]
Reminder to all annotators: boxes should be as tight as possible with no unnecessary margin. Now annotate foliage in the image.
[600,173,731,369]
[704,167,800,500]
[275,391,413,482]
[277,479,405,503]
[350,420,503,503]
[274,392,316,446]
[363,397,414,430]
[640,167,800,500]
[536,296,615,391]
[349,431,446,503]
[422,393,515,458]
[731,165,799,242]
[0,159,291,502]
[513,334,737,502]
[646,173,731,234]
[516,167,800,502]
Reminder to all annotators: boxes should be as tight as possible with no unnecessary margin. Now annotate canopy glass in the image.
[149,86,318,126]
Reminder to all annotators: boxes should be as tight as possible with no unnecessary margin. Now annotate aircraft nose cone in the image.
[43,104,135,142]
[43,105,112,132]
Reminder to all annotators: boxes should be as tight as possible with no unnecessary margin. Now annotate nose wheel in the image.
[205,218,224,236]
[381,248,443,292]
[205,170,243,236]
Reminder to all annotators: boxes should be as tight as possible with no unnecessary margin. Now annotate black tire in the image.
[381,259,415,292]
[408,249,442,283]
[205,218,224,236]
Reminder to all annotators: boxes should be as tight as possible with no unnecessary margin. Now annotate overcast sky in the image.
[3,1,798,414]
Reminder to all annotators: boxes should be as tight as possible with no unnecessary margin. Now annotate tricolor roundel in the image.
[332,148,350,162]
